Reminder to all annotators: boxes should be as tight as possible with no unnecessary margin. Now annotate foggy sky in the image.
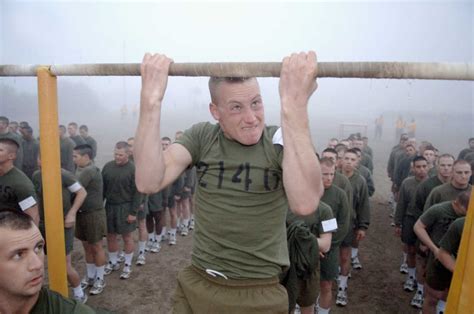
[0,0,473,153]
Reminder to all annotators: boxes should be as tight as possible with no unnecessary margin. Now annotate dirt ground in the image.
[62,140,419,314]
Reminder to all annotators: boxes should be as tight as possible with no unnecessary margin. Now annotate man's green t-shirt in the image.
[75,163,103,213]
[30,287,96,314]
[32,169,82,222]
[176,122,288,279]
[395,176,424,224]
[0,166,37,211]
[333,171,353,209]
[439,217,465,257]
[420,201,464,246]
[424,183,472,211]
[347,171,370,230]
[321,184,351,247]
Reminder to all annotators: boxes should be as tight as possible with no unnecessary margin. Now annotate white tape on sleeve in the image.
[19,196,37,211]
[68,182,82,193]
[322,218,338,233]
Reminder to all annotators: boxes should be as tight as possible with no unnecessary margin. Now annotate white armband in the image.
[272,127,284,146]
[67,182,82,193]
[19,196,37,211]
[322,218,338,233]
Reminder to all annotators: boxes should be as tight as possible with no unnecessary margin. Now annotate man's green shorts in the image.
[426,256,452,291]
[75,209,107,244]
[341,227,355,247]
[173,265,288,314]
[105,203,136,235]
[320,247,339,281]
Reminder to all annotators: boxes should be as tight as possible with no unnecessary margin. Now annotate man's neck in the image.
[451,181,468,190]
[343,169,354,178]
[416,175,427,182]
[0,163,14,176]
[0,291,39,314]
[438,174,451,184]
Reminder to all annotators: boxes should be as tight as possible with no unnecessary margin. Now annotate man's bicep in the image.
[161,143,192,190]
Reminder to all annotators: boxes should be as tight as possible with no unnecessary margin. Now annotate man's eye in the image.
[231,105,241,112]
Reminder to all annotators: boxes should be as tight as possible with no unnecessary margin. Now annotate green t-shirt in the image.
[333,171,353,209]
[32,169,81,222]
[347,171,370,229]
[424,183,472,211]
[102,161,143,213]
[415,175,443,214]
[75,163,103,213]
[287,201,336,237]
[30,287,96,314]
[70,135,86,146]
[60,137,75,172]
[363,146,373,159]
[361,153,373,173]
[176,122,288,279]
[439,217,465,257]
[428,167,437,178]
[21,137,40,178]
[83,136,98,159]
[147,188,169,211]
[387,145,404,179]
[357,165,375,197]
[395,176,424,224]
[0,166,37,211]
[321,184,351,247]
[420,201,463,246]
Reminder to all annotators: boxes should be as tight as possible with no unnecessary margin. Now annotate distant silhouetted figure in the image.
[375,115,384,140]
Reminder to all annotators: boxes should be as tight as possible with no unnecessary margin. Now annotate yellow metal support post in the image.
[36,67,68,296]
[446,188,474,313]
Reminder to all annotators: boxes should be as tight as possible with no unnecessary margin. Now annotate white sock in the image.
[148,232,155,242]
[156,234,162,242]
[191,214,194,220]
[161,227,167,236]
[138,241,146,254]
[402,252,407,263]
[170,228,177,236]
[408,267,416,279]
[183,219,189,227]
[436,300,446,314]
[86,263,96,279]
[417,283,424,294]
[73,284,84,298]
[338,275,348,289]
[96,265,105,280]
[124,253,134,266]
[318,306,330,314]
[109,251,118,264]
[351,248,358,259]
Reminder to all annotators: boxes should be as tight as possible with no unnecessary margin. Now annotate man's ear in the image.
[209,102,220,121]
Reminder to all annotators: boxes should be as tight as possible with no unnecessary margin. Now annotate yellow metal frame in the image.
[37,67,68,296]
[446,188,474,313]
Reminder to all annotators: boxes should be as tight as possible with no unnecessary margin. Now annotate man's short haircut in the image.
[79,125,88,131]
[127,137,134,142]
[456,191,471,209]
[405,144,416,150]
[413,156,427,164]
[352,147,362,154]
[424,145,436,152]
[322,148,337,155]
[400,133,409,141]
[438,153,455,163]
[161,136,171,142]
[334,144,347,153]
[115,141,130,151]
[320,157,335,168]
[68,122,78,128]
[0,116,9,125]
[468,137,474,143]
[0,138,19,151]
[23,126,33,134]
[345,148,359,156]
[329,138,338,142]
[20,121,29,128]
[208,77,255,104]
[74,144,93,159]
[0,209,34,230]
[59,125,66,131]
[453,159,470,168]
[9,121,18,126]
[362,136,368,141]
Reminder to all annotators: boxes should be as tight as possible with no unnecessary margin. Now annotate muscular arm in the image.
[65,187,87,228]
[437,249,455,272]
[134,54,192,193]
[414,219,438,254]
[279,52,322,215]
[317,233,332,254]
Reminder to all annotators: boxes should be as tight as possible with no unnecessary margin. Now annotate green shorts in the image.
[320,247,339,281]
[105,203,137,235]
[341,227,355,247]
[426,256,452,291]
[173,265,288,314]
[401,215,417,245]
[39,224,74,255]
[75,209,107,244]
[296,266,320,308]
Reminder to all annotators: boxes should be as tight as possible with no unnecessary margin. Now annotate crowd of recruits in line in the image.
[0,116,198,305]
[388,134,473,314]
[1,111,473,313]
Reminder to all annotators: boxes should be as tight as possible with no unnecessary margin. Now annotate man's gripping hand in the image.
[140,53,173,112]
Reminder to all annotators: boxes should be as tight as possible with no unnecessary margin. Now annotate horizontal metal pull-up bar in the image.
[0,62,473,80]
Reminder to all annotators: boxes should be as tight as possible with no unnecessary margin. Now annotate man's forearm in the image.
[281,105,322,215]
[134,104,165,193]
[69,189,87,215]
[414,222,437,252]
